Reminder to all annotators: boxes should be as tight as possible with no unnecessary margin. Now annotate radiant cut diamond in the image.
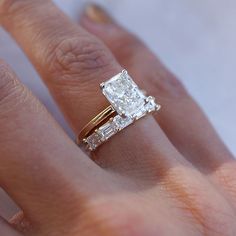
[101,71,146,118]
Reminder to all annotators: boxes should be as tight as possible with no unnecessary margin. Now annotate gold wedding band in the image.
[78,105,116,143]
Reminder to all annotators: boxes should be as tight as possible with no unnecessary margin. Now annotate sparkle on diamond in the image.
[102,72,146,117]
[98,122,118,141]
[86,133,101,151]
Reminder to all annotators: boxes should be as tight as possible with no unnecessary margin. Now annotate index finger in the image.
[0,61,100,227]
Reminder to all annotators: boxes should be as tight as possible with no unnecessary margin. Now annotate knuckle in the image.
[112,32,141,56]
[0,61,19,98]
[0,61,32,114]
[214,161,236,201]
[45,37,116,84]
[162,166,236,235]
[0,0,30,17]
[77,199,145,236]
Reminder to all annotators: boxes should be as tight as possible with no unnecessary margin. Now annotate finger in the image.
[79,5,236,210]
[0,217,22,236]
[80,4,234,172]
[0,61,102,228]
[0,0,187,177]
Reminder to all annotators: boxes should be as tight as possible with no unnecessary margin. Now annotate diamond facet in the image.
[113,115,133,130]
[102,72,146,117]
[97,122,118,141]
[134,108,147,120]
[86,133,102,151]
[145,96,157,112]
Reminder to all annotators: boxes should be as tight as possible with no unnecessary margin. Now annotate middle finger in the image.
[0,0,186,176]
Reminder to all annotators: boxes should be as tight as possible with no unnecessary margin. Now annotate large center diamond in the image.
[101,71,146,117]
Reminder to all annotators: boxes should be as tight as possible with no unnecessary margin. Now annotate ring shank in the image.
[78,105,116,143]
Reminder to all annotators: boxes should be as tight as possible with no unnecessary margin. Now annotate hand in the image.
[0,1,235,236]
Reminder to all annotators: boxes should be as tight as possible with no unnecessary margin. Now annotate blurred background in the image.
[0,0,236,220]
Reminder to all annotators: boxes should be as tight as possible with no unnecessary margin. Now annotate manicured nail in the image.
[85,4,112,24]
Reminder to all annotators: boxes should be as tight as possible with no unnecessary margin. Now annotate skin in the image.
[0,1,235,235]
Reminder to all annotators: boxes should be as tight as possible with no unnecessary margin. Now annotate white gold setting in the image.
[83,70,161,151]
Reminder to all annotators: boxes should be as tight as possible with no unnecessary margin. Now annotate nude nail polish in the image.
[85,4,112,24]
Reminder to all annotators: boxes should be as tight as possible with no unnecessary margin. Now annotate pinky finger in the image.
[0,217,23,236]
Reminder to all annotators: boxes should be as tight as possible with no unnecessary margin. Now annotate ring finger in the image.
[79,4,234,170]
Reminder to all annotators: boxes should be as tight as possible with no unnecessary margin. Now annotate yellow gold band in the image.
[78,105,116,143]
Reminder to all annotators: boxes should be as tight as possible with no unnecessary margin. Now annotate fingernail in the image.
[85,4,112,24]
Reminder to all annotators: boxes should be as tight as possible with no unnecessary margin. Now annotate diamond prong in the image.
[120,112,127,118]
[83,138,88,144]
[131,114,136,119]
[83,139,92,151]
[122,69,128,76]
[156,104,161,111]
[100,82,105,90]
[145,96,155,103]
